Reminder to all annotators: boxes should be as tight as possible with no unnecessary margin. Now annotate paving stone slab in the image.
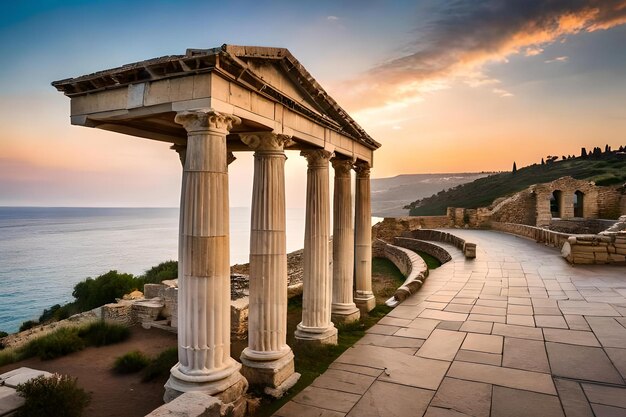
[491,386,564,417]
[492,323,544,340]
[356,333,425,349]
[554,379,594,417]
[604,348,626,380]
[459,321,493,334]
[346,381,434,417]
[543,328,600,347]
[447,361,556,395]
[423,406,469,416]
[534,315,568,329]
[327,363,382,377]
[455,350,502,366]
[311,369,376,395]
[557,301,620,316]
[467,314,506,323]
[366,325,401,335]
[506,314,535,327]
[582,383,626,409]
[546,342,624,384]
[0,386,25,416]
[502,337,550,373]
[461,333,503,354]
[430,377,491,417]
[564,315,590,331]
[292,386,360,413]
[274,401,346,417]
[437,321,464,331]
[379,355,450,390]
[585,317,626,348]
[419,309,469,322]
[508,297,532,306]
[590,403,626,417]
[417,329,467,361]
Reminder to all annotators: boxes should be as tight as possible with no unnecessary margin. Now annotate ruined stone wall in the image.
[563,232,626,264]
[489,189,536,225]
[597,186,624,219]
[372,216,451,242]
[491,221,570,249]
[534,177,599,226]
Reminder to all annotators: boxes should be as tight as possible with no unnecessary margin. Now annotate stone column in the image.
[331,157,360,324]
[239,132,299,396]
[165,109,247,406]
[354,161,375,312]
[295,149,338,345]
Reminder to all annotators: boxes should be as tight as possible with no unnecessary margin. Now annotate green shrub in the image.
[0,331,8,338]
[141,260,178,284]
[22,328,84,360]
[16,374,91,417]
[78,321,129,347]
[72,270,138,311]
[19,320,39,332]
[113,350,150,374]
[142,347,178,382]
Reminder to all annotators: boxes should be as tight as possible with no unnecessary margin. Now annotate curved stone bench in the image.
[372,239,429,307]
[393,236,453,264]
[401,229,477,258]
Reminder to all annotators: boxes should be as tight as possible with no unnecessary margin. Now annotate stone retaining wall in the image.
[401,229,476,258]
[490,221,570,249]
[372,216,451,242]
[562,233,626,264]
[372,239,429,306]
[393,237,453,264]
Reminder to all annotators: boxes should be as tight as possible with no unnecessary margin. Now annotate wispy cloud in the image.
[327,15,339,21]
[335,0,626,111]
[545,55,569,63]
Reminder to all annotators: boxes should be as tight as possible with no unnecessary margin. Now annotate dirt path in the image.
[0,326,177,417]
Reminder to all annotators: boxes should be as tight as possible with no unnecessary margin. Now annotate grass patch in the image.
[141,347,178,382]
[22,328,85,360]
[416,251,441,270]
[113,350,151,374]
[0,349,19,367]
[78,321,129,347]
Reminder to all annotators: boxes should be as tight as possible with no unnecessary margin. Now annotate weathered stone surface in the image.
[146,391,222,417]
[346,381,434,417]
[491,386,564,417]
[431,377,491,417]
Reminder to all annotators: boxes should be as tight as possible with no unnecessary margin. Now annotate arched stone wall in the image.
[535,177,598,226]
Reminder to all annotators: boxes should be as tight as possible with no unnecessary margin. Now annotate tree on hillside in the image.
[581,147,587,158]
[512,161,517,174]
[541,158,545,165]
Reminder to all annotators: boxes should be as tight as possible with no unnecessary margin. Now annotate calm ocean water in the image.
[0,206,311,334]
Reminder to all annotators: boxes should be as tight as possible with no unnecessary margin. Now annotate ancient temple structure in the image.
[52,45,380,409]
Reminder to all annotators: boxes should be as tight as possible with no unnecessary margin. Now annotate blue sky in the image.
[1,0,625,206]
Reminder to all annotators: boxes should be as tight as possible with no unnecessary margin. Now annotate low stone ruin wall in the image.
[393,237,453,264]
[491,221,571,249]
[401,229,477,258]
[372,239,429,306]
[562,233,626,264]
[372,216,451,242]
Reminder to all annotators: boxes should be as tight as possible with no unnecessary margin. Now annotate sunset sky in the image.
[1,0,625,207]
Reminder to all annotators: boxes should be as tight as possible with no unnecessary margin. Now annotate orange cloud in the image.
[332,0,626,112]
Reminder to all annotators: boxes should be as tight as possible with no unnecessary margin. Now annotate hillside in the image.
[406,154,626,216]
[371,173,491,216]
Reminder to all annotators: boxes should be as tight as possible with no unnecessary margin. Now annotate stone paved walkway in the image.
[273,229,626,417]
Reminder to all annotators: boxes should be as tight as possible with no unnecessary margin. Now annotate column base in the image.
[331,303,361,324]
[294,323,338,345]
[164,360,247,405]
[354,293,376,313]
[240,348,296,390]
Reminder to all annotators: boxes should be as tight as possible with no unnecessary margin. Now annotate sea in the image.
[0,207,381,334]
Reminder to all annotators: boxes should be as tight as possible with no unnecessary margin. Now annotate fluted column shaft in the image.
[331,158,360,323]
[354,161,375,312]
[165,109,246,402]
[239,133,298,391]
[295,149,338,345]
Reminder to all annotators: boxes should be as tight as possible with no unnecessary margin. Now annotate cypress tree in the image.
[512,161,517,174]
[581,147,587,157]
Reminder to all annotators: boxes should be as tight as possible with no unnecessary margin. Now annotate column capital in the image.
[240,132,293,152]
[301,149,334,167]
[175,108,241,134]
[354,161,371,177]
[170,144,187,166]
[331,157,353,177]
